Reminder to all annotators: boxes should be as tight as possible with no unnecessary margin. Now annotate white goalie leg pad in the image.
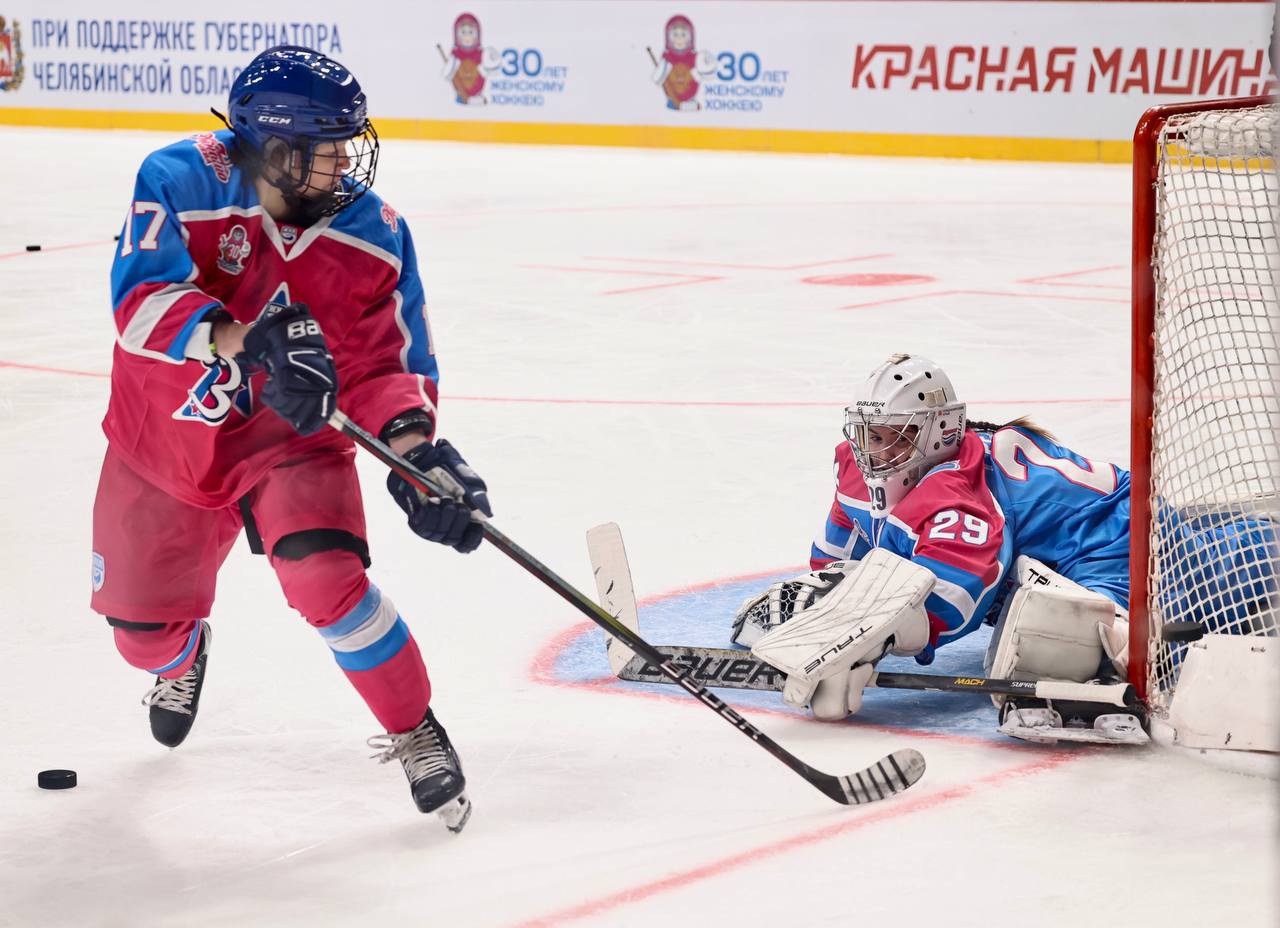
[753,548,934,716]
[1098,608,1130,676]
[987,558,1115,705]
[1015,556,1131,676]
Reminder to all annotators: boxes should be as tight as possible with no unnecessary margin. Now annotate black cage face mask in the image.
[252,122,380,221]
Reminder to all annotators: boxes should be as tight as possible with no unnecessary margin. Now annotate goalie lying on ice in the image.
[733,353,1275,721]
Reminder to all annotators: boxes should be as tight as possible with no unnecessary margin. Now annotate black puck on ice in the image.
[37,769,77,790]
[25,244,41,252]
[1161,620,1207,642]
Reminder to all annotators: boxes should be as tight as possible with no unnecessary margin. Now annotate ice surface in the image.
[1,128,1275,927]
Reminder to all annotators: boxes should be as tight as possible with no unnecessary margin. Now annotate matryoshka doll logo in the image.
[438,12,501,105]
[647,14,715,111]
[216,225,251,275]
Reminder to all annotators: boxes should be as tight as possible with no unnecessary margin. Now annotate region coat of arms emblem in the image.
[0,16,25,92]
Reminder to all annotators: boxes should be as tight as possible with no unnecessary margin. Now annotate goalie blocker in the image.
[749,549,933,720]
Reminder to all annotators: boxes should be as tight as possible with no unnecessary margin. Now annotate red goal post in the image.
[1129,93,1278,710]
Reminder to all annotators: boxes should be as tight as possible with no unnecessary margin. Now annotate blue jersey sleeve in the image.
[109,153,222,364]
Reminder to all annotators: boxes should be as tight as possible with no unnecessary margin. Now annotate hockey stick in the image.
[586,523,1139,711]
[329,410,925,806]
[615,645,1138,708]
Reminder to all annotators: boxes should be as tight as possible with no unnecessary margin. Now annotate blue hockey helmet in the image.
[224,46,378,217]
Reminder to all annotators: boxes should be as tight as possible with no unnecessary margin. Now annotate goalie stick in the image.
[586,523,1140,711]
[615,645,1138,707]
[329,410,926,806]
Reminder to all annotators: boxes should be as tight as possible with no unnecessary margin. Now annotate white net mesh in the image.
[1146,102,1280,712]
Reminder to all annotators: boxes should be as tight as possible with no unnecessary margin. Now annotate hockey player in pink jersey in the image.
[733,354,1273,732]
[93,46,484,830]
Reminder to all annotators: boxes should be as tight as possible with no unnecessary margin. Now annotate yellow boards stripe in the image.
[0,108,1133,164]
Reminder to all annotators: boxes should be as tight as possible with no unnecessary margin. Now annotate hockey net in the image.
[1130,95,1280,716]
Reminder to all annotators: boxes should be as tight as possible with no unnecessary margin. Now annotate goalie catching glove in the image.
[731,566,851,647]
[749,549,935,720]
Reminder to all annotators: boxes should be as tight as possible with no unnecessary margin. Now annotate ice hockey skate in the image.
[141,621,211,749]
[369,708,472,833]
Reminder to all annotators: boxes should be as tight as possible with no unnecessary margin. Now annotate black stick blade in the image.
[823,749,926,805]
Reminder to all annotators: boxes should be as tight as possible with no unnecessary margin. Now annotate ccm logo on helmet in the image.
[257,114,294,126]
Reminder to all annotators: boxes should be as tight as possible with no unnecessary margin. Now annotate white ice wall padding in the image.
[1166,636,1280,751]
[1146,102,1280,714]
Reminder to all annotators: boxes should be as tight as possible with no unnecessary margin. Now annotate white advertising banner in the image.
[0,1,1273,157]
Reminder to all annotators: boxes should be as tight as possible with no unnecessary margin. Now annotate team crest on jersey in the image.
[174,357,252,426]
[91,552,105,592]
[380,202,400,233]
[216,225,251,274]
[0,17,24,92]
[190,132,232,183]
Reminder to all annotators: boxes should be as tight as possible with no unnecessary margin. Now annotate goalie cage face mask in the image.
[843,353,967,516]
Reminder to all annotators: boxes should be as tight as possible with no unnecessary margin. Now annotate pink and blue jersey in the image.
[105,129,437,509]
[811,427,1130,664]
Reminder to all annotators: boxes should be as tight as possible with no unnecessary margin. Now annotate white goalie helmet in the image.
[844,353,967,516]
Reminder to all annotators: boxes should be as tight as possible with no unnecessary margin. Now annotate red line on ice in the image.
[0,239,114,260]
[1017,264,1128,290]
[0,360,1126,407]
[519,263,723,295]
[839,288,1129,310]
[0,360,110,378]
[580,253,893,271]
[509,751,1080,928]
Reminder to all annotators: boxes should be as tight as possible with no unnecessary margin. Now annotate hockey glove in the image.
[730,566,847,648]
[239,302,338,436]
[388,440,492,553]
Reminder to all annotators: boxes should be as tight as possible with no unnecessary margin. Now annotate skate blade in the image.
[437,792,472,834]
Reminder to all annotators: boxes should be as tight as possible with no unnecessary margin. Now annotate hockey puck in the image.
[25,244,41,252]
[1161,620,1206,643]
[37,769,77,790]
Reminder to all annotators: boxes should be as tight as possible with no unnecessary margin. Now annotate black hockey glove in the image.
[388,440,492,553]
[239,302,338,436]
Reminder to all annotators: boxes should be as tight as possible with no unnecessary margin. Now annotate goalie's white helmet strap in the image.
[843,353,967,516]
